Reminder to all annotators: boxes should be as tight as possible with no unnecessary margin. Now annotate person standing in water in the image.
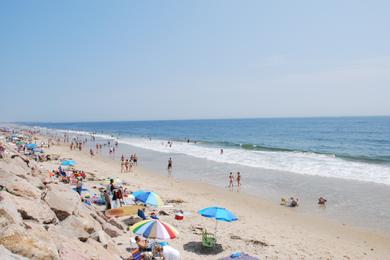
[229,172,234,191]
[236,172,241,192]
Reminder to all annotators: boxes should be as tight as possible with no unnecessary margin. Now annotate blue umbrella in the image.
[26,143,37,149]
[134,191,163,207]
[132,190,146,198]
[198,207,238,222]
[198,206,238,236]
[61,160,76,166]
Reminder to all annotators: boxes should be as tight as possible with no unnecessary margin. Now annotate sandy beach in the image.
[39,135,390,259]
[1,129,390,259]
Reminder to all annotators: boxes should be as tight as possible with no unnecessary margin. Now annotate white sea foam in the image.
[119,137,390,186]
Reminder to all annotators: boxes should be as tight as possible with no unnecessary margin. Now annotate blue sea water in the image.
[27,116,390,185]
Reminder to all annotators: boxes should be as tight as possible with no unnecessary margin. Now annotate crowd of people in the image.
[120,154,138,173]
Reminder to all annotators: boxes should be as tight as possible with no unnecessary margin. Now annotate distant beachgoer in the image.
[229,172,234,191]
[137,208,147,220]
[289,197,299,207]
[75,177,83,195]
[135,236,152,252]
[133,154,138,165]
[0,144,5,159]
[236,172,241,191]
[318,197,327,205]
[220,149,223,155]
[104,190,112,210]
[167,158,173,172]
[121,159,125,173]
[89,148,94,158]
[121,154,124,161]
[125,159,129,172]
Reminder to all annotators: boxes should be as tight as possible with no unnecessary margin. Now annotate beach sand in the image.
[43,138,390,259]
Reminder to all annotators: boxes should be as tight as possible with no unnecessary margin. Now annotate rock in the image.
[102,222,122,238]
[54,215,91,241]
[0,245,29,259]
[45,184,80,221]
[109,218,124,230]
[0,193,23,228]
[13,197,57,224]
[0,224,59,259]
[0,170,41,199]
[98,230,109,245]
[84,238,122,260]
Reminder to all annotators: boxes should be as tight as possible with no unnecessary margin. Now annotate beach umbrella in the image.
[134,191,163,207]
[26,143,37,149]
[61,160,76,166]
[132,189,146,198]
[130,219,178,240]
[198,206,238,236]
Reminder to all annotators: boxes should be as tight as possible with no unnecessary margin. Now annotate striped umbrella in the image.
[130,219,178,240]
[134,191,164,207]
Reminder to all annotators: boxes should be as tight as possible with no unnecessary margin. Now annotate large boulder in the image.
[44,183,80,221]
[13,197,57,224]
[49,230,121,260]
[0,193,23,228]
[0,170,41,199]
[102,222,122,238]
[51,215,93,241]
[0,245,28,260]
[0,224,59,259]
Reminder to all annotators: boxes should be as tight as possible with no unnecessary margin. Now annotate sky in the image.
[1,1,390,122]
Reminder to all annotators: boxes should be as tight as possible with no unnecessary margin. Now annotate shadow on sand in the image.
[183,241,224,255]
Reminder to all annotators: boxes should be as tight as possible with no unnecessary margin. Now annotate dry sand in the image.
[43,139,390,259]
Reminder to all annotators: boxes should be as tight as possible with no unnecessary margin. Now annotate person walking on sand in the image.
[121,158,125,173]
[229,172,234,191]
[167,157,173,175]
[125,159,129,172]
[236,172,241,192]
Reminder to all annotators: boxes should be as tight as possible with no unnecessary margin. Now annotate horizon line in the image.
[5,114,390,125]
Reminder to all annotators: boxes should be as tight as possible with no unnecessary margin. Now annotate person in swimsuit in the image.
[229,172,234,191]
[121,159,125,173]
[167,158,173,176]
[236,172,241,192]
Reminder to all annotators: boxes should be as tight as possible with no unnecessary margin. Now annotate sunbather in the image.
[135,236,152,252]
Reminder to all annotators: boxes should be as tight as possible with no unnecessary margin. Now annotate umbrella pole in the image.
[215,219,218,238]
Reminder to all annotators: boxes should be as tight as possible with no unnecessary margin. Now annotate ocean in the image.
[23,116,390,232]
[26,116,390,185]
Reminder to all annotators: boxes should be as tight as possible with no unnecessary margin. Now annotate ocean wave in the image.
[119,137,390,186]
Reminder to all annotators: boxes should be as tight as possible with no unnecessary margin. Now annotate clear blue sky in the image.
[1,1,389,122]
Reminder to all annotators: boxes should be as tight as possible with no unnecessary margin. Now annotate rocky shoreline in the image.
[0,138,129,259]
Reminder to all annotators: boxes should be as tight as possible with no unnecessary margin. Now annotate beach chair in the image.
[130,248,143,260]
[202,229,216,249]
